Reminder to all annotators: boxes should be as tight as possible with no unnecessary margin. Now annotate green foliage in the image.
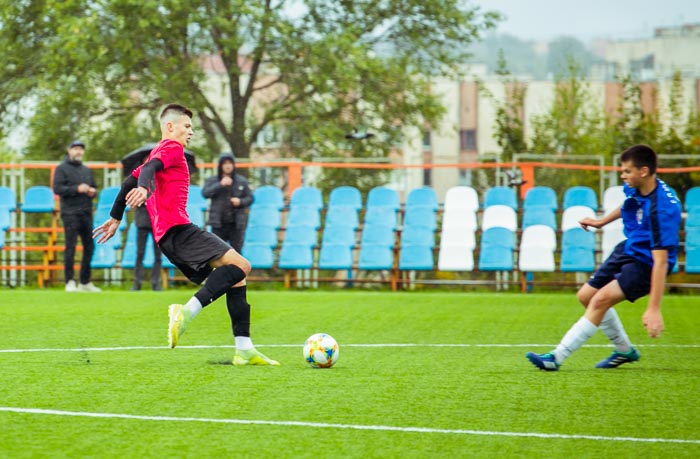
[0,0,499,165]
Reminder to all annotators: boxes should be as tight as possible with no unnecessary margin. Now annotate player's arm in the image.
[579,206,621,231]
[643,249,668,338]
[93,174,137,243]
[126,158,164,208]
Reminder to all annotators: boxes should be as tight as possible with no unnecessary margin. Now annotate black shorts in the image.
[587,241,652,302]
[158,224,231,284]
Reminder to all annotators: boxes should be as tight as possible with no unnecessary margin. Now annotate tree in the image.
[0,0,499,164]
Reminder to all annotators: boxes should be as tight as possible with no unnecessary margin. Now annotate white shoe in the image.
[78,282,102,292]
[65,280,78,292]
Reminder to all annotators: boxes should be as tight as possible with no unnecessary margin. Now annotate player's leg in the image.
[63,215,79,291]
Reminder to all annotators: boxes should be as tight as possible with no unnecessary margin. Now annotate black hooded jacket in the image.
[202,152,253,227]
[53,155,97,217]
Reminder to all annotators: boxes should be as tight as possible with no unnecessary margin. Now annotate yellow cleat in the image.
[168,304,191,348]
[233,348,280,366]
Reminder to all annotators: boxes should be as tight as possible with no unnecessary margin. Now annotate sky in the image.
[474,0,700,42]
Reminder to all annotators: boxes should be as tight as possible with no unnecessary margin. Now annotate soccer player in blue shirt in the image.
[526,145,682,371]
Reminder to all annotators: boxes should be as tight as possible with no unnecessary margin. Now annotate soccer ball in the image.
[303,333,339,368]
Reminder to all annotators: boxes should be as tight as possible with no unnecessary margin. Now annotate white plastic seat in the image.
[442,209,478,230]
[482,205,517,232]
[561,206,596,232]
[518,225,556,272]
[602,220,626,260]
[443,186,479,213]
[437,245,474,271]
[440,226,476,249]
[603,186,626,213]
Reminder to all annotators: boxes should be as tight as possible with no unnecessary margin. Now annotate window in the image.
[459,129,477,150]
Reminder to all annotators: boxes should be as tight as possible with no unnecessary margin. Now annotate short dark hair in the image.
[159,103,193,121]
[620,144,657,174]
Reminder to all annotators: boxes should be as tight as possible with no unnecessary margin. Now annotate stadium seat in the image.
[685,187,700,212]
[91,243,117,269]
[560,228,596,272]
[400,225,435,248]
[287,205,321,229]
[561,206,596,232]
[478,227,515,271]
[328,186,362,210]
[685,227,700,273]
[278,243,314,270]
[522,206,557,230]
[97,186,120,210]
[21,186,56,213]
[443,186,479,213]
[121,224,155,269]
[406,186,438,211]
[403,206,437,231]
[603,186,626,213]
[0,186,17,212]
[563,186,598,211]
[242,243,275,269]
[186,204,205,228]
[252,185,285,210]
[518,225,556,272]
[523,186,558,211]
[360,223,395,247]
[283,224,318,247]
[602,220,625,261]
[321,224,356,247]
[243,224,278,248]
[290,186,324,211]
[187,185,208,212]
[481,205,517,232]
[364,206,398,229]
[318,243,354,270]
[440,226,476,249]
[325,205,359,230]
[686,210,700,229]
[442,209,477,230]
[484,186,517,210]
[398,244,434,270]
[0,210,10,231]
[94,207,127,238]
[358,244,394,270]
[366,186,400,211]
[247,206,281,229]
[437,244,474,271]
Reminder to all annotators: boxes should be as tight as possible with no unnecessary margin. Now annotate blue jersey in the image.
[620,179,681,269]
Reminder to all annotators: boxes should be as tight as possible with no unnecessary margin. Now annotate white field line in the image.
[0,343,699,354]
[0,406,697,445]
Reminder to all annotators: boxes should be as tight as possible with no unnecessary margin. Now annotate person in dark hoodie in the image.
[53,140,101,292]
[202,152,253,253]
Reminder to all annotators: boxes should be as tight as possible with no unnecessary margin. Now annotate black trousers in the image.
[62,213,94,284]
[134,226,162,289]
[212,223,244,253]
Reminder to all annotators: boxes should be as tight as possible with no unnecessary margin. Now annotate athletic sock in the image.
[184,297,203,319]
[235,336,254,351]
[554,317,598,364]
[193,264,246,306]
[598,308,632,353]
[226,285,251,340]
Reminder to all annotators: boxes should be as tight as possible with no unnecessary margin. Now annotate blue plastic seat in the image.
[91,243,117,269]
[685,187,700,212]
[0,210,10,231]
[243,225,278,248]
[278,243,314,269]
[253,186,285,210]
[322,224,356,247]
[523,186,558,211]
[187,185,208,212]
[484,186,517,210]
[290,186,323,211]
[22,186,56,213]
[406,187,438,211]
[361,223,395,247]
[187,204,205,228]
[478,227,515,271]
[686,227,700,273]
[325,206,359,229]
[398,244,434,270]
[403,206,437,231]
[481,227,516,249]
[358,244,394,270]
[367,187,400,211]
[248,206,281,229]
[94,207,127,239]
[560,228,596,272]
[0,229,5,249]
[318,243,354,270]
[563,186,598,211]
[242,243,275,269]
[121,224,155,269]
[328,186,362,210]
[283,224,318,247]
[287,206,321,229]
[97,186,120,210]
[685,210,700,229]
[400,226,435,248]
[364,206,398,229]
[0,186,17,211]
[522,206,557,230]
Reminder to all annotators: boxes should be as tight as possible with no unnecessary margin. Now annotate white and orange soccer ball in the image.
[303,333,339,368]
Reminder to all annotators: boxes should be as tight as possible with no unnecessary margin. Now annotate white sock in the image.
[554,317,598,364]
[235,336,254,351]
[184,297,202,319]
[598,308,632,353]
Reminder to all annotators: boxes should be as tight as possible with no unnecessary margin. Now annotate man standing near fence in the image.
[53,140,101,292]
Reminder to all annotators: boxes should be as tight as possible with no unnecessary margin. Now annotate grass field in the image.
[1,289,699,458]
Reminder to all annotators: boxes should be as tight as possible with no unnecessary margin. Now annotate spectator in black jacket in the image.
[53,140,101,292]
[202,152,253,253]
[131,205,163,291]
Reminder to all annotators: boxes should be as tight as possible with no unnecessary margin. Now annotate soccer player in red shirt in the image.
[94,104,278,366]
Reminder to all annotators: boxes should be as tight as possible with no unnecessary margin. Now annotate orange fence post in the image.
[519,164,535,200]
[287,163,302,198]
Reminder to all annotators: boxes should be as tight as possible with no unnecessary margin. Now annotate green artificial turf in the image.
[1,290,699,458]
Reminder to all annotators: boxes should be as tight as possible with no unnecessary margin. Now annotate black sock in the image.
[226,286,250,337]
[194,264,246,306]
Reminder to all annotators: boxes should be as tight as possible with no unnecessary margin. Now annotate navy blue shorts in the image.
[587,241,652,302]
[158,224,231,285]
